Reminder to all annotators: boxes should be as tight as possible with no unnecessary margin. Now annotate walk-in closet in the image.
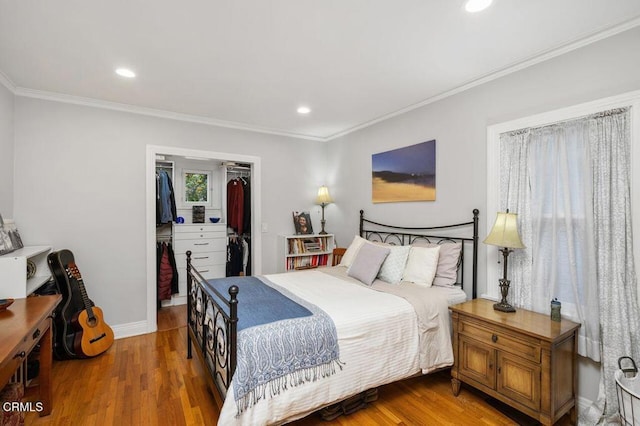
[153,154,255,312]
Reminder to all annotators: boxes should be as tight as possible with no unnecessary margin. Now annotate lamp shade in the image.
[316,186,333,205]
[483,211,525,249]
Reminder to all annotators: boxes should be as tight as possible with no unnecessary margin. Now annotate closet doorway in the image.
[146,145,262,333]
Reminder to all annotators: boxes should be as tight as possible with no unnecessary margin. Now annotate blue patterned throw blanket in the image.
[204,276,342,414]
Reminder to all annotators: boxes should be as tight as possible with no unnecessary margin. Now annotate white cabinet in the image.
[0,246,52,298]
[278,234,334,273]
[169,224,227,306]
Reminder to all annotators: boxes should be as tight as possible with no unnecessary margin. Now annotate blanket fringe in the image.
[235,359,344,417]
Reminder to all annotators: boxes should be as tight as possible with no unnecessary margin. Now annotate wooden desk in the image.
[0,295,61,416]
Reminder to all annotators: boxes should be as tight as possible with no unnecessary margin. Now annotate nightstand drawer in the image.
[459,318,541,363]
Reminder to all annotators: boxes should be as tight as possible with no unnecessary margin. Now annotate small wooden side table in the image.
[0,295,61,416]
[450,298,580,425]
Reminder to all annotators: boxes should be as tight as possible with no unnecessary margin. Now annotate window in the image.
[183,169,211,205]
[487,100,638,362]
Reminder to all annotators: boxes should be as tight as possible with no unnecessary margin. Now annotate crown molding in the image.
[0,70,16,93]
[325,16,640,141]
[13,87,327,142]
[6,17,640,143]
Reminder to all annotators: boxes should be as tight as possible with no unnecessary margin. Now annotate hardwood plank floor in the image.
[157,304,187,331]
[24,324,572,425]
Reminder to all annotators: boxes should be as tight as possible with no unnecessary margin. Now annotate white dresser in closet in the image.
[172,223,227,304]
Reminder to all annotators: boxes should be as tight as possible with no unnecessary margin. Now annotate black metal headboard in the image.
[359,209,479,299]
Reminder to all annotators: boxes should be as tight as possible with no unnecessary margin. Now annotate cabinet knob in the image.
[32,329,41,340]
[492,334,498,343]
[13,351,26,359]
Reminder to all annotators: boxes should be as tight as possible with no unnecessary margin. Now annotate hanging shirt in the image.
[227,179,244,235]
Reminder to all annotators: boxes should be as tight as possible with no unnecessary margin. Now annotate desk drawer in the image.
[0,317,49,386]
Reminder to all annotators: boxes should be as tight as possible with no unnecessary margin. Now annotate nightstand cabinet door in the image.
[459,335,496,390]
[497,351,541,411]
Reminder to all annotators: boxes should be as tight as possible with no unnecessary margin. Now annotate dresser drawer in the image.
[459,318,541,363]
[174,238,226,255]
[174,224,226,233]
[176,251,226,268]
[173,231,226,241]
[184,264,226,281]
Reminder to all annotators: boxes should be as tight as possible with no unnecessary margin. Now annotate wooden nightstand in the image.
[450,299,580,425]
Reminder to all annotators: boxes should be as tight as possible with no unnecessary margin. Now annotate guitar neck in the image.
[77,279,94,317]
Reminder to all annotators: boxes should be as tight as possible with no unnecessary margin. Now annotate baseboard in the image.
[112,320,152,339]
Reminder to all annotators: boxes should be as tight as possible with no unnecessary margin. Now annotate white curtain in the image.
[499,119,600,361]
[499,108,640,424]
[499,130,533,309]
[582,109,640,424]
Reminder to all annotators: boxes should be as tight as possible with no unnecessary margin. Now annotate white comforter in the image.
[216,268,455,425]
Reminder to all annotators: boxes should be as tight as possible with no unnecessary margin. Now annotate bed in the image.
[186,209,479,425]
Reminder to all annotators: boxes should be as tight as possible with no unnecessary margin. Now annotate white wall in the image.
[12,98,327,327]
[327,25,640,297]
[326,26,640,404]
[0,82,14,216]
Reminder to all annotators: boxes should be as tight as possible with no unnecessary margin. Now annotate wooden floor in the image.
[157,304,187,331]
[24,308,572,425]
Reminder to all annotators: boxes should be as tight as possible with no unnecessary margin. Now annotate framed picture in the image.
[292,211,314,235]
[4,220,23,250]
[0,214,15,256]
[372,139,436,203]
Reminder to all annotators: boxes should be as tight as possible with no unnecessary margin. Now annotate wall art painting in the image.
[372,139,436,203]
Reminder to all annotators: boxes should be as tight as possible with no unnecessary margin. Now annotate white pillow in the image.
[339,235,367,267]
[402,245,441,287]
[377,245,411,284]
[413,242,462,287]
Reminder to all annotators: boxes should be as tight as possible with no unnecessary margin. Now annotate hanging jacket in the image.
[158,243,173,300]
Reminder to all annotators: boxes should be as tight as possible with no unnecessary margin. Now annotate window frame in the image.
[182,168,212,207]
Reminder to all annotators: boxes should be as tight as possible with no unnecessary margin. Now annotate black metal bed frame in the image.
[186,208,480,402]
[359,208,479,299]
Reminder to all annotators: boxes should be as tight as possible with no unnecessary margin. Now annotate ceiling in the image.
[1,1,640,141]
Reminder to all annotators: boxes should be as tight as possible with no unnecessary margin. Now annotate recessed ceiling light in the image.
[115,68,136,78]
[465,0,493,13]
[297,106,311,115]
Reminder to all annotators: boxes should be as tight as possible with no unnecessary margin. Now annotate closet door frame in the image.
[146,145,261,333]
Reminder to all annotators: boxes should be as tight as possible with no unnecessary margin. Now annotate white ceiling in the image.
[1,1,640,141]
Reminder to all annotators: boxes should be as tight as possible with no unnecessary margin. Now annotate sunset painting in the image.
[372,140,436,203]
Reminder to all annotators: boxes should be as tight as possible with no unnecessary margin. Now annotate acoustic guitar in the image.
[64,262,114,357]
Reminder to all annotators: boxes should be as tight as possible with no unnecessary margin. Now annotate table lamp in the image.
[484,210,525,312]
[315,186,333,235]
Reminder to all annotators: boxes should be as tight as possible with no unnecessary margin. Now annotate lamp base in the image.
[319,217,327,235]
[494,277,516,313]
[493,301,516,312]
